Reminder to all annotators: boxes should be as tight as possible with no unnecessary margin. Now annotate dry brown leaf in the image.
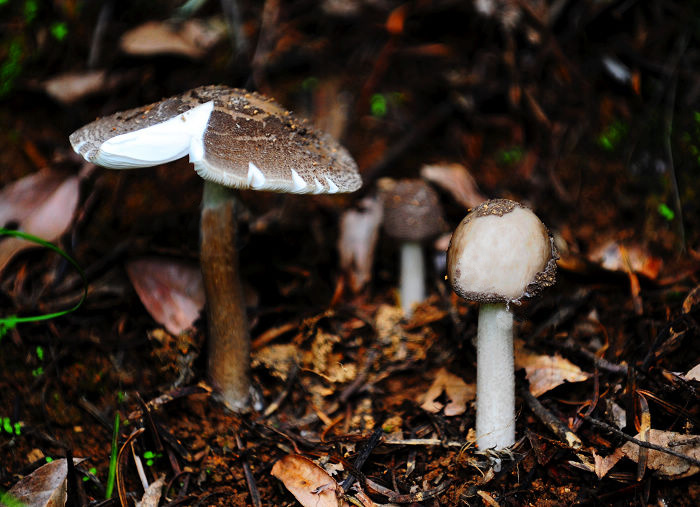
[338,196,383,293]
[620,430,700,478]
[43,70,108,104]
[271,454,348,507]
[7,458,86,507]
[0,169,68,226]
[592,448,625,479]
[120,19,225,59]
[682,286,700,314]
[684,363,700,381]
[251,344,300,380]
[135,475,165,507]
[0,173,80,274]
[514,342,589,397]
[588,240,662,279]
[126,258,205,335]
[420,367,475,416]
[420,162,487,209]
[309,331,356,384]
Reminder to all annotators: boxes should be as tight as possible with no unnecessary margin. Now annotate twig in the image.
[136,393,163,453]
[338,349,378,404]
[263,362,299,417]
[340,426,383,492]
[521,388,582,449]
[582,415,700,467]
[522,389,596,472]
[117,428,146,506]
[382,437,466,448]
[366,477,452,503]
[236,434,261,507]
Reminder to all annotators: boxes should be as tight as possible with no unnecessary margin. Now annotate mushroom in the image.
[379,178,445,316]
[69,85,361,411]
[446,199,557,450]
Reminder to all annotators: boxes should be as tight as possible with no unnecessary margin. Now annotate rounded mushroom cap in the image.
[447,199,557,304]
[69,85,361,195]
[379,178,445,242]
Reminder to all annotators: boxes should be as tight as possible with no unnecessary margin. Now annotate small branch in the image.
[382,437,467,448]
[341,426,383,492]
[582,415,700,467]
[521,388,583,450]
[366,477,452,503]
[236,434,261,507]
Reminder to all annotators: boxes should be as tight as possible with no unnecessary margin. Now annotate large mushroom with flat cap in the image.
[379,178,445,316]
[70,85,361,411]
[447,199,557,450]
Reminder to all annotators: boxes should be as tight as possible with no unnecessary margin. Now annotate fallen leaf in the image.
[271,455,348,507]
[120,18,226,59]
[420,162,487,209]
[514,341,590,397]
[7,458,86,507]
[604,399,627,429]
[682,286,700,315]
[126,258,205,335]
[620,429,700,478]
[42,70,107,104]
[135,475,165,507]
[592,448,625,479]
[684,363,700,381]
[0,169,70,228]
[338,196,383,292]
[588,240,662,279]
[420,367,475,416]
[251,344,300,380]
[0,172,80,274]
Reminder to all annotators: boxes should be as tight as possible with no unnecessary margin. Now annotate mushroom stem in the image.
[475,303,515,450]
[399,241,425,316]
[200,180,250,411]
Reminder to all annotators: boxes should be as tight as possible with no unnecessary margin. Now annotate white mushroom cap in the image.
[69,85,361,194]
[447,199,557,304]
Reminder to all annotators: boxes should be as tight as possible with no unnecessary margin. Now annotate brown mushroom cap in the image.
[379,178,445,242]
[69,85,361,194]
[447,199,558,304]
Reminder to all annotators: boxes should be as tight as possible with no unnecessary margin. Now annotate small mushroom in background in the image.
[447,199,557,450]
[69,85,362,412]
[379,178,445,317]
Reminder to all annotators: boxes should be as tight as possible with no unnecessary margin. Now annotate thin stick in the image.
[340,426,383,492]
[521,388,582,450]
[582,415,700,467]
[236,434,261,507]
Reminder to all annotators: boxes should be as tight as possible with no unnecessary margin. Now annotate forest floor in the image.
[1,1,700,505]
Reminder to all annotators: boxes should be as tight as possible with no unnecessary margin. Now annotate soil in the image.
[1,1,699,506]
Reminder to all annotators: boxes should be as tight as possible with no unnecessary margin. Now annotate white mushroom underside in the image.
[92,101,215,169]
[193,159,339,195]
[79,100,340,195]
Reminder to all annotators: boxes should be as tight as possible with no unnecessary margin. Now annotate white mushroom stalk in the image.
[399,241,425,316]
[70,85,362,412]
[447,199,557,450]
[475,303,515,449]
[379,179,445,317]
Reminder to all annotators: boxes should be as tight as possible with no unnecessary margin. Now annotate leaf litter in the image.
[2,1,700,505]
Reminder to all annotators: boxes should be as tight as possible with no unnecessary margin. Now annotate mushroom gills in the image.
[92,101,215,169]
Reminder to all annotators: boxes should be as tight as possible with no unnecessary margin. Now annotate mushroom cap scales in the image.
[447,199,557,304]
[69,85,361,195]
[379,179,445,242]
